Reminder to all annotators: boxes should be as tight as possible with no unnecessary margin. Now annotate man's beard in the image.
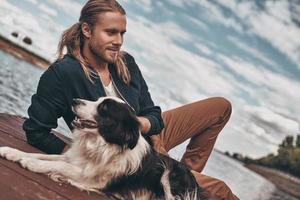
[89,42,117,64]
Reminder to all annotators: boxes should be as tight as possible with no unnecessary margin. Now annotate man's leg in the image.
[152,97,239,199]
[158,97,232,172]
[191,170,239,200]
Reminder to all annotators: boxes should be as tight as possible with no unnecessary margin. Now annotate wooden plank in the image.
[0,132,41,153]
[0,159,104,200]
[0,163,67,200]
[0,113,110,200]
[0,114,27,141]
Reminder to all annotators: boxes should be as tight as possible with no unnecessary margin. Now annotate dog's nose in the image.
[72,99,81,106]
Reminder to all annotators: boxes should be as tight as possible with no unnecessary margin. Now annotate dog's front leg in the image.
[19,158,82,184]
[0,146,29,162]
[19,158,102,192]
[26,153,67,161]
[0,146,67,162]
[19,158,81,178]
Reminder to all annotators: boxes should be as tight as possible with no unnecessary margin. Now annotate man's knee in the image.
[214,97,231,112]
[212,97,232,121]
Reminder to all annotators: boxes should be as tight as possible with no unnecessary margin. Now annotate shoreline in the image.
[245,164,300,199]
[0,34,50,69]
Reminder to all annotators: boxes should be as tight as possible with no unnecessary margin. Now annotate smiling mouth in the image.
[107,49,119,54]
[107,47,120,52]
[71,116,82,128]
[71,116,98,129]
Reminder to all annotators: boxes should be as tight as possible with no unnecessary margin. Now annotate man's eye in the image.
[107,30,116,35]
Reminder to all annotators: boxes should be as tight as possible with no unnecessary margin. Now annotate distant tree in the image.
[23,36,32,45]
[244,156,253,164]
[11,31,18,38]
[224,151,230,156]
[232,153,243,161]
[257,153,275,167]
[279,135,294,149]
[253,134,300,178]
[274,149,290,170]
[286,136,294,148]
[296,134,300,148]
[288,148,300,177]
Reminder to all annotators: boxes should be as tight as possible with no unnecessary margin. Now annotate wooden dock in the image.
[0,113,110,200]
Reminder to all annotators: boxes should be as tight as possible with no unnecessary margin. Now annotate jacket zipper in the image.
[110,75,135,112]
[96,68,135,112]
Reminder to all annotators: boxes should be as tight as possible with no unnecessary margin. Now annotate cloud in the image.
[226,35,279,68]
[156,21,193,43]
[216,0,300,69]
[122,0,153,12]
[195,43,212,55]
[134,0,152,7]
[24,0,38,5]
[47,0,81,19]
[196,1,244,33]
[219,54,300,113]
[163,0,184,8]
[216,100,299,158]
[124,13,300,158]
[245,106,299,137]
[38,3,57,17]
[183,14,208,31]
[217,53,300,136]
[124,16,236,108]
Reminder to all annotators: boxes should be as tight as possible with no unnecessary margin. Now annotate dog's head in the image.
[71,97,140,150]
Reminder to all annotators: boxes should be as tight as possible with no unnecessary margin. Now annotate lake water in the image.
[0,50,297,200]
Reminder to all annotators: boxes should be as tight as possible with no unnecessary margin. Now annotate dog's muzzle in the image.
[72,117,98,129]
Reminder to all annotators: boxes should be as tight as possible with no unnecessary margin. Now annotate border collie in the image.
[0,97,207,200]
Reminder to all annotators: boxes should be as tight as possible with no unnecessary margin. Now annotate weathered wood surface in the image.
[0,113,110,200]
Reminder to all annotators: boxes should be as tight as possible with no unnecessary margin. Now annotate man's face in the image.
[88,12,126,64]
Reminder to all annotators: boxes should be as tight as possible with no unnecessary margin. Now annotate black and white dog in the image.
[0,97,207,200]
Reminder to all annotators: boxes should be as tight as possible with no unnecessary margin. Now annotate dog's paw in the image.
[0,146,24,162]
[19,157,41,172]
[68,180,100,193]
[48,172,67,183]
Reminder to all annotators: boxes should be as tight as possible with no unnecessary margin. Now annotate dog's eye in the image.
[97,103,108,115]
[97,103,105,111]
[96,115,115,126]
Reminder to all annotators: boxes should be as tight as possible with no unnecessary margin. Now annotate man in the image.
[23,1,239,199]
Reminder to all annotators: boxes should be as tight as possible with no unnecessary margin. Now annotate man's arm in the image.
[23,64,68,154]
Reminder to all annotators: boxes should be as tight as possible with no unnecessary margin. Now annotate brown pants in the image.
[151,97,239,200]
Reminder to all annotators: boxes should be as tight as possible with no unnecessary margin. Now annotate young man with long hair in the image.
[23,0,238,199]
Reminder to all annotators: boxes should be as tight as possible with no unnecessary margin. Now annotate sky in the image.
[0,0,300,158]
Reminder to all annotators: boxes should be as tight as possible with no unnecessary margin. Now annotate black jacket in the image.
[23,53,164,154]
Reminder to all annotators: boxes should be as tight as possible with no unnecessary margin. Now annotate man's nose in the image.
[113,34,123,46]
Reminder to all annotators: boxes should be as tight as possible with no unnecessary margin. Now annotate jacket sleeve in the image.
[22,64,67,154]
[133,61,164,136]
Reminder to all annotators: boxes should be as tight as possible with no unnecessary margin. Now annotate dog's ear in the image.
[97,99,140,149]
[122,115,140,149]
[96,100,117,126]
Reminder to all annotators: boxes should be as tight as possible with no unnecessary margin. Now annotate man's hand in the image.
[137,116,151,134]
